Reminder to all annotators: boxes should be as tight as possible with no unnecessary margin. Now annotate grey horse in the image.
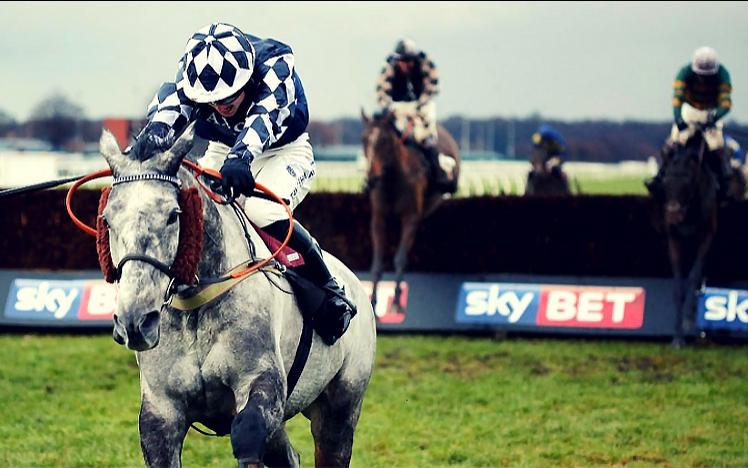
[98,127,376,467]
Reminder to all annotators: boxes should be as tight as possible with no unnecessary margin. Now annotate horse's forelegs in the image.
[305,385,365,468]
[393,215,420,311]
[683,232,715,336]
[263,426,300,468]
[232,370,285,468]
[370,211,386,309]
[139,396,189,468]
[668,237,687,346]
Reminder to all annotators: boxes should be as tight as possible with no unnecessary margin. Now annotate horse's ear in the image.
[155,123,195,174]
[168,123,195,161]
[361,108,371,125]
[100,129,125,170]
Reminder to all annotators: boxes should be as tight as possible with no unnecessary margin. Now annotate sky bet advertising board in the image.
[456,282,646,330]
[697,288,748,333]
[4,279,116,323]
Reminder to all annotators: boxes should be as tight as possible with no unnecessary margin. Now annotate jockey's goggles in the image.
[211,90,243,106]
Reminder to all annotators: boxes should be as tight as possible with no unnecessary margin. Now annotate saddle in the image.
[256,228,354,347]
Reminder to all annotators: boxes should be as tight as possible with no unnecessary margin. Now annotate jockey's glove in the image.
[126,122,172,154]
[675,118,688,132]
[219,157,255,201]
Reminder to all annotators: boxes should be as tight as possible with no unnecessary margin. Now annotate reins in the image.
[65,161,294,290]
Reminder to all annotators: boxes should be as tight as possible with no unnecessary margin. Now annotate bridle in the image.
[107,172,185,284]
[66,162,294,308]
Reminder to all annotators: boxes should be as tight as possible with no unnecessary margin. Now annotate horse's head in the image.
[662,130,708,227]
[99,125,196,351]
[361,109,399,166]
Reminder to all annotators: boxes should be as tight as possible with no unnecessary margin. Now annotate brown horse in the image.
[524,148,570,196]
[361,110,460,313]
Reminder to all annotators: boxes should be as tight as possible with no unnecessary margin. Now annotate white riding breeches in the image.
[670,103,724,151]
[198,133,316,227]
[390,101,438,143]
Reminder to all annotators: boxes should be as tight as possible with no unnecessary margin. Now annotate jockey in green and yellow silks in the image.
[647,46,733,200]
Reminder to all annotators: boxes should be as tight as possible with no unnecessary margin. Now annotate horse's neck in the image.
[374,130,422,181]
[179,170,270,279]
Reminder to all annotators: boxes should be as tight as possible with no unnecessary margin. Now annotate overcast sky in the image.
[2,1,747,122]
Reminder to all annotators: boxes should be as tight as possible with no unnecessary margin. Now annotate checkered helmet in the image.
[394,38,419,60]
[691,46,719,76]
[182,23,255,103]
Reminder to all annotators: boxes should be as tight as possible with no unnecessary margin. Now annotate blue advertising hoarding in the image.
[697,287,748,333]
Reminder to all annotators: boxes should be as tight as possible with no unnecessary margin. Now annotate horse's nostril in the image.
[140,310,160,333]
[112,314,126,345]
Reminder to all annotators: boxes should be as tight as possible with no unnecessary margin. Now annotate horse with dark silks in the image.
[361,110,460,313]
[93,127,376,467]
[524,148,570,196]
[659,129,718,348]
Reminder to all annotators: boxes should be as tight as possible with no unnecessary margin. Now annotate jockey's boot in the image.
[423,141,457,193]
[264,219,357,345]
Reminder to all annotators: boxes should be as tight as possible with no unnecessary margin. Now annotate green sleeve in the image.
[715,65,732,121]
[672,65,689,122]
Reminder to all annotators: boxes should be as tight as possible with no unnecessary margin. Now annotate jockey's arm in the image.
[417,53,439,108]
[228,53,298,163]
[714,66,732,122]
[143,58,197,144]
[376,61,395,109]
[672,65,688,124]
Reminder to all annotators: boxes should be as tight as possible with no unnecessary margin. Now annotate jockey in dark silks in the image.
[532,124,567,176]
[135,22,355,345]
[646,46,733,201]
[375,38,455,193]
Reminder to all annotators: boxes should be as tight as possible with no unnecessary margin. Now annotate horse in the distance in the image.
[657,129,718,348]
[97,127,376,467]
[524,148,571,196]
[361,110,460,313]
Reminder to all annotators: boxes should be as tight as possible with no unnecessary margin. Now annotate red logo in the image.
[78,281,117,321]
[361,281,407,324]
[536,286,645,329]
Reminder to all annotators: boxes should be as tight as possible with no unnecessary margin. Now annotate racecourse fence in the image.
[3,191,748,282]
[5,191,748,337]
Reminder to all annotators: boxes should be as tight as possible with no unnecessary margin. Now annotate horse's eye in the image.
[167,209,181,226]
[100,214,109,228]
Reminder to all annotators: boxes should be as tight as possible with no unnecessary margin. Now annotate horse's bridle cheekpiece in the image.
[97,173,203,287]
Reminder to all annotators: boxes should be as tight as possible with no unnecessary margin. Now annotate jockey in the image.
[531,124,567,176]
[375,38,455,192]
[137,23,355,345]
[646,46,733,199]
